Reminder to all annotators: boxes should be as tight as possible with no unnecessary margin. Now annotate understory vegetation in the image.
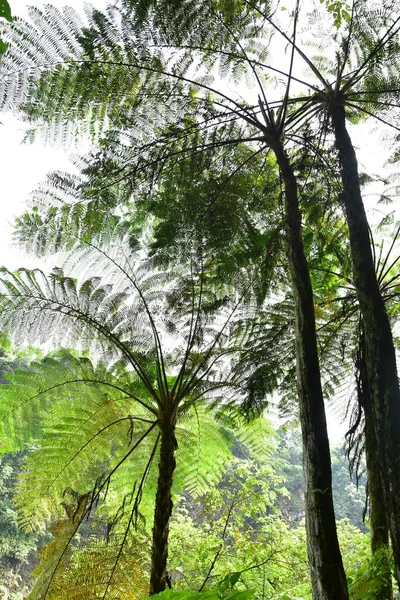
[0,423,375,600]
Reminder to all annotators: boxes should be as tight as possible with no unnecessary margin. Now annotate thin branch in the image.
[213,10,270,130]
[177,289,248,401]
[348,98,400,111]
[346,88,400,96]
[79,239,170,404]
[279,0,300,128]
[298,107,329,197]
[42,495,89,600]
[147,41,319,92]
[338,0,355,84]
[380,270,400,294]
[376,225,400,284]
[89,420,159,508]
[171,258,205,400]
[243,0,330,90]
[345,100,400,132]
[1,377,157,422]
[309,265,351,283]
[44,416,156,493]
[342,14,400,93]
[198,493,239,592]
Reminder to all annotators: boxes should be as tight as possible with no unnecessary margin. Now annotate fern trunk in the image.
[359,328,392,598]
[149,408,177,595]
[271,138,349,600]
[331,103,400,587]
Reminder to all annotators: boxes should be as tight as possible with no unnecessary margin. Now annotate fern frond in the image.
[27,489,90,600]
[29,514,149,600]
[0,352,156,529]
[235,417,276,462]
[174,403,233,497]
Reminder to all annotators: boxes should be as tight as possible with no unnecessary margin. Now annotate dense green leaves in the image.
[0,0,11,23]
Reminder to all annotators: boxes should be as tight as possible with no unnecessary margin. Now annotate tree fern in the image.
[308,222,400,597]
[0,225,278,597]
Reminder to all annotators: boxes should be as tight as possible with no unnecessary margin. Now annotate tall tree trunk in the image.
[271,138,349,600]
[359,329,392,598]
[331,103,400,585]
[149,407,177,595]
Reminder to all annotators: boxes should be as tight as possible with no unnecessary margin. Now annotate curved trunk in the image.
[331,103,400,585]
[359,329,392,598]
[271,138,349,600]
[149,408,177,595]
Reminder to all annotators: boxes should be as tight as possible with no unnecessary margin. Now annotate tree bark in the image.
[330,103,400,586]
[359,329,392,599]
[149,407,177,595]
[271,138,349,600]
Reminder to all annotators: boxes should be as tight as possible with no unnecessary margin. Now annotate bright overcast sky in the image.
[0,0,108,269]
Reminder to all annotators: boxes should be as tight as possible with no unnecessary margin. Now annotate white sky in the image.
[0,0,108,269]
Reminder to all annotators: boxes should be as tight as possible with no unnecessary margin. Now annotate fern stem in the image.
[149,407,178,595]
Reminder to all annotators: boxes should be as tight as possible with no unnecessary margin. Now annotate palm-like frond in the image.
[43,543,148,600]
[2,0,400,178]
[0,352,156,529]
[174,403,234,497]
[29,508,149,600]
[232,294,295,418]
[0,1,270,144]
[13,137,286,319]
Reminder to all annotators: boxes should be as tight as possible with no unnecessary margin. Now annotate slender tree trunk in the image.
[271,138,349,600]
[149,407,177,595]
[359,329,392,599]
[331,103,400,585]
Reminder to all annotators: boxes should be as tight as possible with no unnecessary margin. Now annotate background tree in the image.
[0,452,46,600]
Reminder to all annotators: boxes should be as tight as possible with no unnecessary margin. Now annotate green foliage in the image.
[145,586,254,600]
[166,441,374,600]
[0,454,38,559]
[272,429,368,531]
[167,445,311,599]
[0,342,240,596]
[0,0,11,23]
[28,490,90,600]
[319,0,351,28]
[0,0,11,56]
[1,0,398,596]
[0,452,47,600]
[0,220,274,597]
[347,546,394,600]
